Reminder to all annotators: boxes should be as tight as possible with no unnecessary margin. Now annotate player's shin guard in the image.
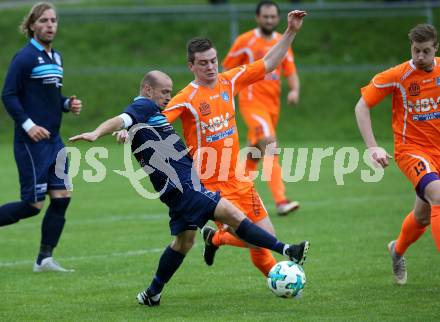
[148,246,185,296]
[39,198,70,262]
[250,248,277,276]
[0,201,40,226]
[395,211,428,256]
[430,205,440,251]
[235,218,284,254]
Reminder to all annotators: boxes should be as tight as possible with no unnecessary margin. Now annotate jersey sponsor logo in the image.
[205,126,236,142]
[408,81,420,96]
[408,96,440,113]
[221,91,230,102]
[199,101,211,116]
[209,94,219,100]
[412,111,440,121]
[422,78,433,84]
[38,56,44,64]
[43,77,63,87]
[200,113,232,134]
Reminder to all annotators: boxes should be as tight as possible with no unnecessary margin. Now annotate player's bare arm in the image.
[263,10,307,73]
[69,115,124,142]
[287,73,300,105]
[355,97,392,168]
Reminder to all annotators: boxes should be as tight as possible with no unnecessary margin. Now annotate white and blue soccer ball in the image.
[267,261,306,298]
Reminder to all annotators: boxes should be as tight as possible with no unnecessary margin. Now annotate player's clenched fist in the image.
[287,10,307,33]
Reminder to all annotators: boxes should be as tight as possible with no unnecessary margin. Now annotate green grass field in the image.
[1,2,440,320]
[1,139,439,321]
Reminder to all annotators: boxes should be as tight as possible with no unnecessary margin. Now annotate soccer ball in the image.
[267,261,306,298]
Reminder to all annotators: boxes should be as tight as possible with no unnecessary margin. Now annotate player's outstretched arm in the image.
[263,10,307,73]
[355,97,392,168]
[69,116,125,142]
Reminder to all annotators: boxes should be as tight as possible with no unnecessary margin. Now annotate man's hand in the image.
[27,125,51,142]
[287,90,299,105]
[69,95,82,115]
[287,10,307,33]
[69,132,98,142]
[112,130,129,144]
[368,147,392,168]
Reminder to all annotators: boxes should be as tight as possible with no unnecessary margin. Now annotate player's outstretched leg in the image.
[213,198,309,265]
[387,240,407,285]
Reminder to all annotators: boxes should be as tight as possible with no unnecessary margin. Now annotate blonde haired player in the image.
[355,24,440,285]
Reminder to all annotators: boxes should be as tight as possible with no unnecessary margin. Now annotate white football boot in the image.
[33,257,74,273]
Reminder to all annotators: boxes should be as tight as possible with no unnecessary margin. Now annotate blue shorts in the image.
[162,183,221,236]
[14,137,70,203]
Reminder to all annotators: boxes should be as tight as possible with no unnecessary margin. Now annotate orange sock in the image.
[430,205,440,251]
[211,230,247,248]
[395,211,427,256]
[249,248,277,276]
[264,155,286,204]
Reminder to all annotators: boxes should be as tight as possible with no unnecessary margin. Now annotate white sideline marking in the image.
[0,246,195,268]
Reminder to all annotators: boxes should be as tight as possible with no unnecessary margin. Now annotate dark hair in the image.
[408,24,438,45]
[187,37,214,63]
[20,2,56,38]
[256,1,279,16]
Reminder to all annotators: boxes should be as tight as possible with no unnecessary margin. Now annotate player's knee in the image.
[16,202,41,221]
[30,201,44,210]
[49,190,71,199]
[48,197,71,216]
[213,198,244,230]
[416,214,430,226]
[172,231,196,253]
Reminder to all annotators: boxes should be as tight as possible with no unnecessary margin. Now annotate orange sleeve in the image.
[281,47,296,77]
[224,59,266,95]
[222,36,247,70]
[163,96,186,123]
[361,68,398,108]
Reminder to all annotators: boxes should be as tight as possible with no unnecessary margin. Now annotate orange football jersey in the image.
[222,29,296,111]
[362,58,440,152]
[164,60,266,186]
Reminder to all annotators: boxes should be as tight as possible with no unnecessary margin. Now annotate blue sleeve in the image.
[124,100,156,125]
[1,54,30,125]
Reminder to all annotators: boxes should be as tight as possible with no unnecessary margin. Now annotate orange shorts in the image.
[204,179,268,224]
[395,146,440,188]
[240,106,279,146]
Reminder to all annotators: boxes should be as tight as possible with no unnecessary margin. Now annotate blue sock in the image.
[38,198,70,264]
[235,218,285,255]
[148,246,185,296]
[0,201,40,226]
